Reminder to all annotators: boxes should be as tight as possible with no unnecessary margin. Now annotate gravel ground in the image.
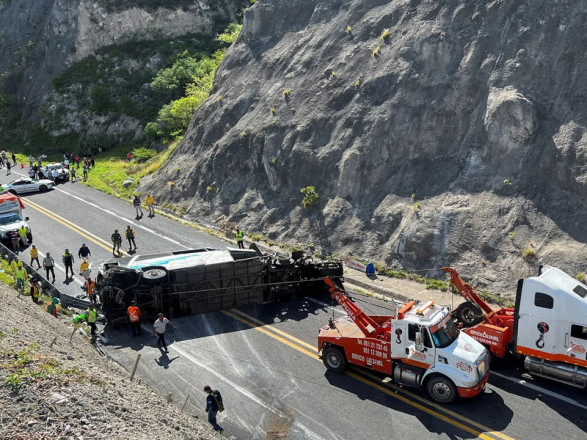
[0,284,218,440]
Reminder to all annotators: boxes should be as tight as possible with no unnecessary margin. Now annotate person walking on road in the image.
[133,195,143,219]
[111,230,122,256]
[29,245,40,269]
[85,304,98,338]
[6,160,11,176]
[10,230,19,252]
[152,313,176,353]
[11,152,16,166]
[62,249,74,279]
[125,226,136,252]
[70,167,76,181]
[146,192,155,217]
[29,278,40,303]
[78,243,91,259]
[204,385,224,433]
[127,301,142,336]
[235,229,244,249]
[43,253,56,283]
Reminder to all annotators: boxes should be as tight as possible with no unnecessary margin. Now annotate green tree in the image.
[90,84,113,113]
[301,186,319,208]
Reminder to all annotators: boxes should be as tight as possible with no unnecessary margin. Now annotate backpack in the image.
[211,391,224,412]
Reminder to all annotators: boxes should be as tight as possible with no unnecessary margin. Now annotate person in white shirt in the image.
[152,313,176,353]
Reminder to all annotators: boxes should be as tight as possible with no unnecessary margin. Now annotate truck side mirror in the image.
[415,331,423,352]
[25,217,29,221]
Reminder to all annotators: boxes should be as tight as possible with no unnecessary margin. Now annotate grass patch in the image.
[380,29,390,40]
[576,273,586,283]
[0,258,15,287]
[250,234,262,242]
[372,45,381,57]
[522,248,535,260]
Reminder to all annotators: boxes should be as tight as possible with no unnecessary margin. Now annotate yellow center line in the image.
[224,309,514,440]
[356,369,515,440]
[222,310,320,360]
[22,198,128,257]
[229,309,319,352]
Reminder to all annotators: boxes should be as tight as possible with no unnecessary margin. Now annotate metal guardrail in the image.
[0,242,90,310]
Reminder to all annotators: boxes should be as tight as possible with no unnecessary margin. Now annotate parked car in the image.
[42,162,69,182]
[5,177,54,194]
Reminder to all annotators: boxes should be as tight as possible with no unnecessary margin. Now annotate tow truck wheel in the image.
[427,376,457,404]
[455,302,483,327]
[322,346,347,373]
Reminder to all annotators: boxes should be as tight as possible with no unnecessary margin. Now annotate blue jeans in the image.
[207,410,223,431]
[16,278,24,290]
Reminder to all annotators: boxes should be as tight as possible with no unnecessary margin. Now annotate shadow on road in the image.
[324,369,514,439]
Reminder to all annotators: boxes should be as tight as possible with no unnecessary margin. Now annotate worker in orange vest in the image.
[85,277,97,305]
[127,301,142,336]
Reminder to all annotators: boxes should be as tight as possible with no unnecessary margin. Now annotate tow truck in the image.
[445,266,587,388]
[318,277,489,403]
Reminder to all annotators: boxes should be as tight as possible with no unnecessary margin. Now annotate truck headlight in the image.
[476,354,488,379]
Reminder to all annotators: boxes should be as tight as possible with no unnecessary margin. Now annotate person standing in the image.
[79,258,90,280]
[62,249,74,279]
[43,252,56,283]
[29,245,41,269]
[125,226,136,252]
[85,304,98,338]
[78,243,91,259]
[90,158,95,169]
[145,192,155,217]
[85,277,97,304]
[235,229,244,249]
[18,225,28,247]
[10,230,19,252]
[75,155,80,168]
[70,167,76,181]
[127,301,142,336]
[82,164,88,181]
[11,152,16,166]
[133,195,143,219]
[28,155,34,168]
[203,385,224,433]
[15,264,27,292]
[111,229,122,256]
[6,160,11,175]
[152,313,176,353]
[29,278,40,303]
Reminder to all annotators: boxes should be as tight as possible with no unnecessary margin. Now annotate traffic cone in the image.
[20,163,24,169]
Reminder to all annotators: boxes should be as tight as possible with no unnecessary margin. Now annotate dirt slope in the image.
[0,284,217,440]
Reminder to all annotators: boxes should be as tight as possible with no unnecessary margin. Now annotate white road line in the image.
[140,325,324,440]
[35,249,84,286]
[491,371,587,410]
[54,187,190,249]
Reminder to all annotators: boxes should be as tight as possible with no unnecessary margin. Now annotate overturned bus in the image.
[97,247,343,323]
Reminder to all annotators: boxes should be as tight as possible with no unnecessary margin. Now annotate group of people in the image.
[111,225,138,255]
[132,193,156,220]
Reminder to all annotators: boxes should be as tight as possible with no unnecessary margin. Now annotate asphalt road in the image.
[2,171,586,440]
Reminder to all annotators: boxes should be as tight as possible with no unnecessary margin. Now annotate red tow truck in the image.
[445,266,587,388]
[318,277,490,403]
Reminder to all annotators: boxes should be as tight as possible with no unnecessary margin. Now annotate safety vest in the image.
[86,309,97,323]
[63,253,73,264]
[30,247,38,258]
[146,195,154,205]
[235,231,243,241]
[19,227,27,238]
[85,280,96,295]
[11,260,19,271]
[127,306,140,323]
[30,285,39,298]
[80,261,89,272]
[16,268,26,280]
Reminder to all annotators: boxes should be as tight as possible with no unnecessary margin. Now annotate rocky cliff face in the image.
[0,0,244,121]
[146,0,587,289]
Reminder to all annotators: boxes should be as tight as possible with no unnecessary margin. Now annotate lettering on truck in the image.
[468,329,500,346]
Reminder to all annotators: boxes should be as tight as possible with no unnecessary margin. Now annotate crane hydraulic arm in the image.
[324,277,391,338]
[442,267,494,315]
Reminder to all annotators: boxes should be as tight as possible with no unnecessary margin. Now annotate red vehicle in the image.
[445,266,587,388]
[318,277,489,403]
